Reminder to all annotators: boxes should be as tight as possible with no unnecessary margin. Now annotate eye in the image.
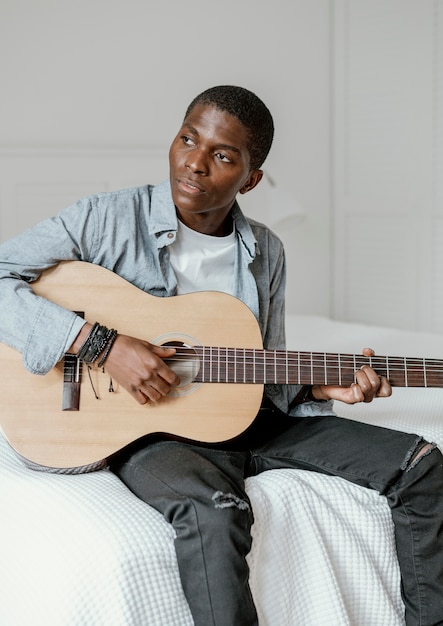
[182,135,195,146]
[216,152,232,163]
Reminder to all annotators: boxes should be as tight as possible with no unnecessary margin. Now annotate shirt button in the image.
[167,232,174,239]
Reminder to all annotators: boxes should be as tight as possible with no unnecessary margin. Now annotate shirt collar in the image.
[148,179,178,235]
[148,179,259,259]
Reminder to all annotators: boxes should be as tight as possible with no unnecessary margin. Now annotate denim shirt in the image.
[0,179,333,417]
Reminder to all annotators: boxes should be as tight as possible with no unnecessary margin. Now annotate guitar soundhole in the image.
[155,335,201,397]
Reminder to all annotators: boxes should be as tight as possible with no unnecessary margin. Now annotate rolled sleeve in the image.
[22,298,86,374]
[0,196,97,373]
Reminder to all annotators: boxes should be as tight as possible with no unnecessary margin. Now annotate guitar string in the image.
[166,347,443,362]
[161,350,443,371]
[64,352,443,373]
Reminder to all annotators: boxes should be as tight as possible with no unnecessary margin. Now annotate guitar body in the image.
[0,262,264,471]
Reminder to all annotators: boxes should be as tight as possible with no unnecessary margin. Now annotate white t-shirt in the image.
[169,219,237,295]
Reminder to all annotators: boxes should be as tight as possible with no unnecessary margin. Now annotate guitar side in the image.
[0,262,264,471]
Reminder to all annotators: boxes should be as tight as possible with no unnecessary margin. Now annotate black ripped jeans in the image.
[111,407,443,626]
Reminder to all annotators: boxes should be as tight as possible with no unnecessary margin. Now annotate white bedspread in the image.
[1,314,443,625]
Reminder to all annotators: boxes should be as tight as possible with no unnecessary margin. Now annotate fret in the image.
[333,354,354,386]
[298,352,309,385]
[325,353,337,386]
[404,357,426,387]
[427,360,443,387]
[192,346,443,388]
[388,357,403,385]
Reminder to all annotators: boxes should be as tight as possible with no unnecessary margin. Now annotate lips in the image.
[177,178,205,195]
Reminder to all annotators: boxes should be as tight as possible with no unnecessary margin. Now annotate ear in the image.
[239,169,263,195]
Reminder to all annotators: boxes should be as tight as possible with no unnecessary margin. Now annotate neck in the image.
[176,210,233,237]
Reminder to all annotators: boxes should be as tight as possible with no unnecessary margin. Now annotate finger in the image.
[151,343,177,357]
[150,344,181,386]
[376,376,392,398]
[349,382,364,403]
[355,366,381,402]
[362,347,375,357]
[130,387,150,405]
[132,381,166,405]
[357,365,381,386]
[355,365,379,389]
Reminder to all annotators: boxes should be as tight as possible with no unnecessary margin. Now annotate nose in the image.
[185,148,209,175]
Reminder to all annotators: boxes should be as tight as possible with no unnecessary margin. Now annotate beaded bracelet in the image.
[97,329,118,368]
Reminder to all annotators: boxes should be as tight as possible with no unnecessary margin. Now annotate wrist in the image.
[310,385,329,402]
[67,321,118,367]
[68,322,93,355]
[288,385,328,411]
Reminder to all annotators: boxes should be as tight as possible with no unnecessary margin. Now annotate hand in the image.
[311,348,392,405]
[102,334,181,405]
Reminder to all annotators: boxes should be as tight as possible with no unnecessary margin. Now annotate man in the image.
[0,85,442,625]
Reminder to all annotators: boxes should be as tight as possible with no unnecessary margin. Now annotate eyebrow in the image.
[183,122,241,155]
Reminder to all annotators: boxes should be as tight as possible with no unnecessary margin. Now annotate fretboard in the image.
[179,347,443,388]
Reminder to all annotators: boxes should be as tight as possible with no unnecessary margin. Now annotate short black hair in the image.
[185,85,274,170]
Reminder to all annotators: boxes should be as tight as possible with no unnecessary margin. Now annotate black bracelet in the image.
[76,323,99,360]
[298,386,318,403]
[77,323,110,364]
[97,329,118,368]
[288,385,327,412]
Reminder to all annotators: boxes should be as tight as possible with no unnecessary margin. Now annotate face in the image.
[169,103,262,234]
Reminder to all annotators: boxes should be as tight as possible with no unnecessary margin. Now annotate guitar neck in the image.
[190,347,443,388]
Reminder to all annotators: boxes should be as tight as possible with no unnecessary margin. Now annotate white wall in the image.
[332,0,443,333]
[0,0,332,316]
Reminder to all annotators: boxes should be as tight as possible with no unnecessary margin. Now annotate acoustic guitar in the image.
[1,261,442,473]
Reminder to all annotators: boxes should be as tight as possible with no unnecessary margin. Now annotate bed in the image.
[1,313,443,626]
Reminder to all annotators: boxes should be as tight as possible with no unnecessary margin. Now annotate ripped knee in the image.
[212,491,251,511]
[401,437,438,472]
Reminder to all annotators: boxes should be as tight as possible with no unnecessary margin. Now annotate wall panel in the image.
[333,0,439,332]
